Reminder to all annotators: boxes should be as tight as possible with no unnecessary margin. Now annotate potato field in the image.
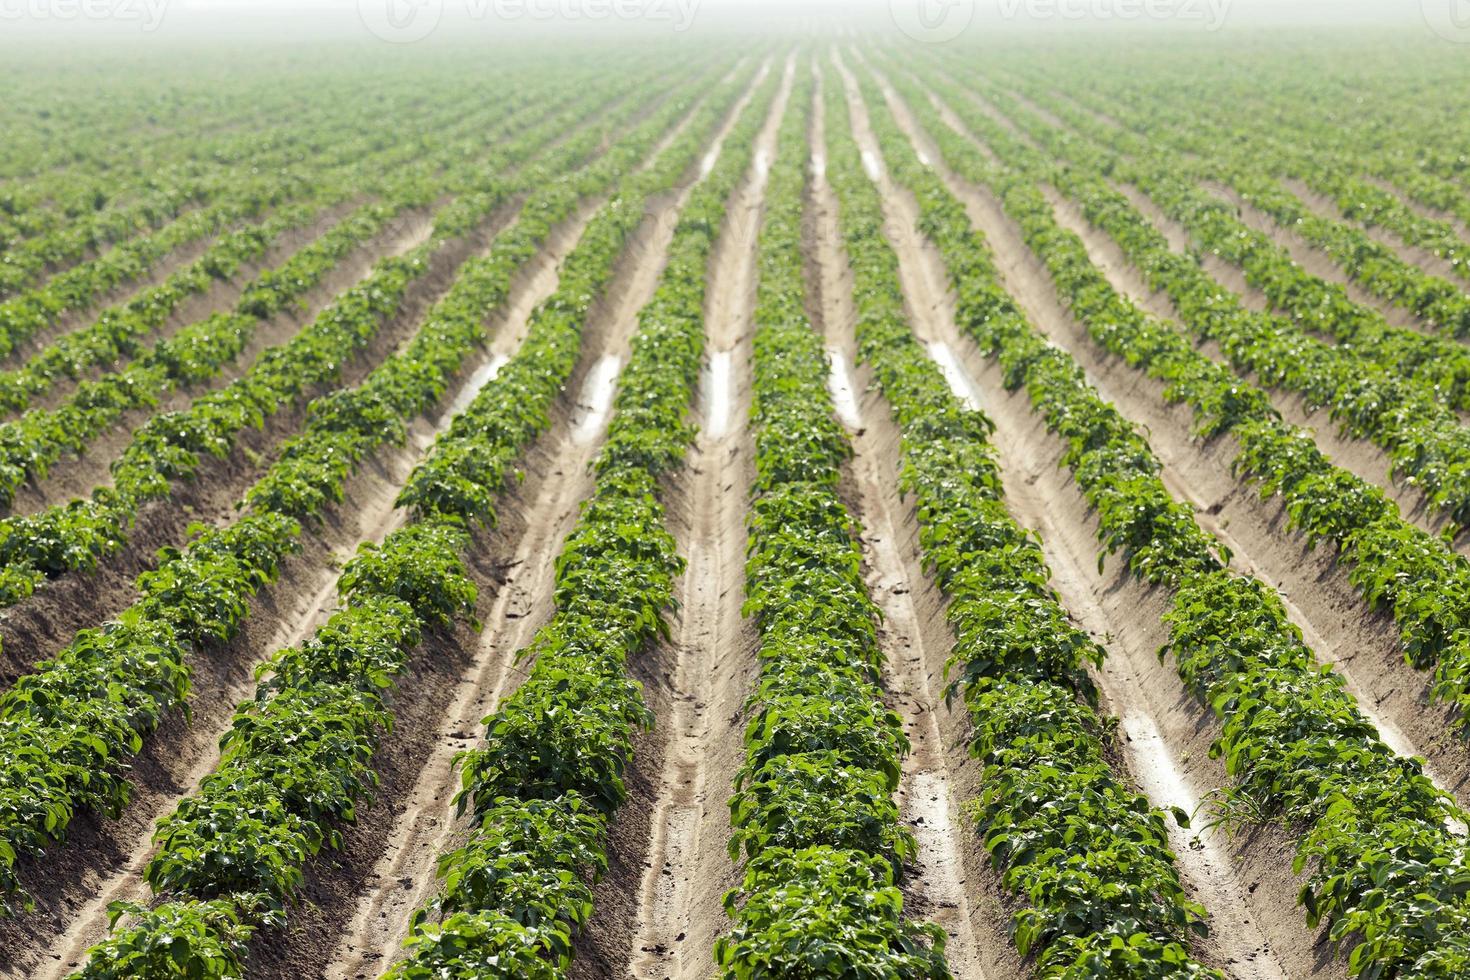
[2,28,1470,980]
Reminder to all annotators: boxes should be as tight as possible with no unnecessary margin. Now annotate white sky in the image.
[0,0,1455,42]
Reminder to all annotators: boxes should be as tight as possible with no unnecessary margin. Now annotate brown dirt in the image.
[320,65,768,980]
[0,198,545,980]
[812,66,994,980]
[858,54,1359,979]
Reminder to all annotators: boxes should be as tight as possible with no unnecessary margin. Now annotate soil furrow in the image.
[912,81,1470,808]
[808,76,990,980]
[4,202,591,980]
[841,54,1309,978]
[324,65,768,980]
[617,60,792,980]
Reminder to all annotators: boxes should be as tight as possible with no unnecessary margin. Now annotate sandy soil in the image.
[856,53,1407,979]
[608,61,790,980]
[320,64,769,980]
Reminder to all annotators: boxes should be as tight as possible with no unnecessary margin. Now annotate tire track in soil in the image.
[923,78,1470,813]
[323,63,770,980]
[615,57,792,980]
[807,70,989,980]
[840,52,1298,980]
[12,193,599,980]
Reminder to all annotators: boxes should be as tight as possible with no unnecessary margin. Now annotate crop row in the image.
[0,65,427,252]
[0,95,448,304]
[65,57,732,973]
[0,73,658,610]
[912,65,1470,724]
[0,66,705,911]
[708,66,949,980]
[0,64,569,364]
[0,72,594,420]
[953,72,1470,413]
[873,61,1470,978]
[0,84,593,509]
[825,64,1219,979]
[383,61,777,980]
[1035,71,1470,298]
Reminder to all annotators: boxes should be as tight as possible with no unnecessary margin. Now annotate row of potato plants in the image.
[0,76,561,414]
[64,60,728,974]
[710,69,949,980]
[949,70,1470,412]
[0,130,399,363]
[0,63,432,258]
[0,86,586,507]
[1044,71,1470,299]
[871,63,1470,978]
[999,48,1470,233]
[382,62,776,980]
[0,98,430,303]
[0,78,566,418]
[0,69,701,911]
[826,67,1219,979]
[914,66,1470,725]
[0,77,651,609]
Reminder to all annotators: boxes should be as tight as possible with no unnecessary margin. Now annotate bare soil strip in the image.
[808,76,990,980]
[843,55,1309,979]
[610,62,794,980]
[912,74,1470,812]
[1038,183,1459,546]
[0,208,504,693]
[324,67,769,980]
[6,195,603,980]
[8,206,445,517]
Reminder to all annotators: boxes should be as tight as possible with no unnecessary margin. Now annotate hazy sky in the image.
[0,0,1458,42]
